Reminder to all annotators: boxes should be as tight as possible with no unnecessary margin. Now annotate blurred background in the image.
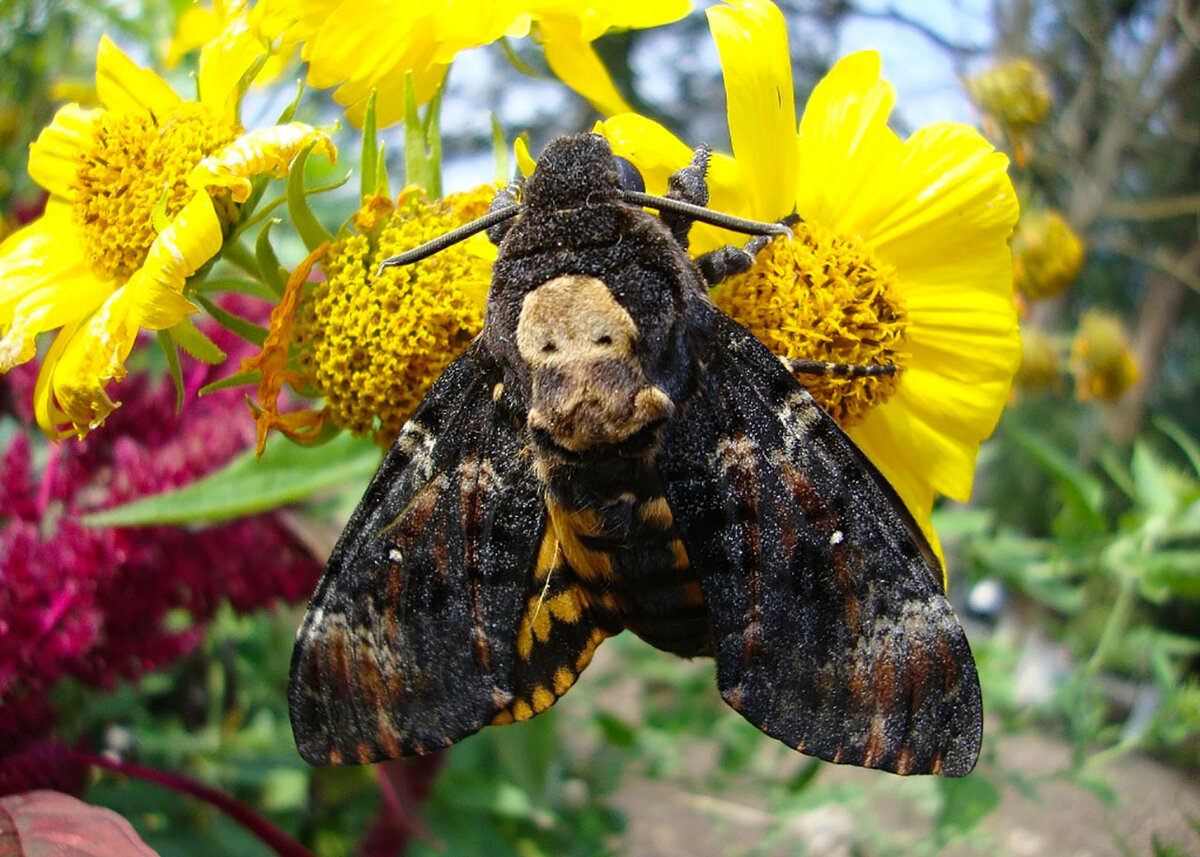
[1,0,1198,855]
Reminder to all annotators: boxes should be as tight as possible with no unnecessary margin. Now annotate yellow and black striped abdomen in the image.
[544,466,714,659]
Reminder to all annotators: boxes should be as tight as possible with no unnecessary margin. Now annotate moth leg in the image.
[785,357,899,378]
[486,177,524,244]
[694,213,800,286]
[660,146,712,247]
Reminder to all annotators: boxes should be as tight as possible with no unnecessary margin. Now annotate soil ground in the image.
[610,729,1200,857]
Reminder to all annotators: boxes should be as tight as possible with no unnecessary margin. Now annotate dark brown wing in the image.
[289,342,548,764]
[658,310,982,776]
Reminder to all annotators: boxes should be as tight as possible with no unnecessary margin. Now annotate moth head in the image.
[515,274,674,454]
[521,134,624,213]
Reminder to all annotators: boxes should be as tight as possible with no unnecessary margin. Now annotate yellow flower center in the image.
[713,220,909,426]
[294,186,496,447]
[72,102,239,279]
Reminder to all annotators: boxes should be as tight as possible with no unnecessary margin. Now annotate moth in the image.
[289,133,983,777]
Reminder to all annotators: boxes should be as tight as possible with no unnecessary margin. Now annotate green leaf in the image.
[424,83,443,198]
[191,277,275,298]
[1140,550,1200,599]
[784,758,822,794]
[157,330,184,413]
[1006,423,1106,535]
[170,314,227,364]
[375,141,391,200]
[361,90,379,200]
[1131,441,1177,515]
[276,78,305,124]
[404,72,434,192]
[82,430,380,526]
[1155,415,1200,478]
[286,142,333,251]
[198,369,260,396]
[254,218,286,296]
[192,293,268,346]
[935,774,1000,841]
[491,113,509,184]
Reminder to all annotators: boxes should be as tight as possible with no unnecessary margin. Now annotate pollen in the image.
[293,186,496,447]
[714,219,909,427]
[71,102,239,280]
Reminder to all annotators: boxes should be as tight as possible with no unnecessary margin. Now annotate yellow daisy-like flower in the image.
[0,31,335,438]
[1012,209,1085,301]
[1070,310,1138,402]
[253,0,690,127]
[966,58,1051,166]
[599,0,1020,567]
[249,185,496,451]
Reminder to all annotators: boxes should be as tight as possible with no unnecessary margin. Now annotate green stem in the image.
[1083,574,1136,679]
[222,239,259,278]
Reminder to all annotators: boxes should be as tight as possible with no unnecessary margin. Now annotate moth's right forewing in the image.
[659,311,983,776]
[288,343,545,765]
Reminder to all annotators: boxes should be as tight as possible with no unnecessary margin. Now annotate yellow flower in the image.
[249,185,496,450]
[253,0,689,127]
[1013,209,1085,301]
[1070,310,1138,402]
[166,0,294,85]
[0,30,334,439]
[967,58,1051,128]
[599,0,1020,569]
[966,58,1051,165]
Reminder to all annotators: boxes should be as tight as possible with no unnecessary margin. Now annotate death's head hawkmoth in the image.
[288,133,983,777]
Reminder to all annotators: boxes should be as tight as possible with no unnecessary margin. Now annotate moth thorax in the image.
[516,275,673,454]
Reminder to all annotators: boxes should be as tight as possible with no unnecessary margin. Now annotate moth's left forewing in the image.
[288,344,546,764]
[659,311,983,777]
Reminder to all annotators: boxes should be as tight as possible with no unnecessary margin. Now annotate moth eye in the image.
[595,334,613,346]
[614,157,645,194]
[542,342,557,353]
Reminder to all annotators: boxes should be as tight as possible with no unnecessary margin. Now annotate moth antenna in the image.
[619,190,794,239]
[375,204,522,275]
[786,357,898,378]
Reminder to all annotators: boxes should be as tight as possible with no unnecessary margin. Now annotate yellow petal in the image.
[34,322,81,439]
[126,272,201,330]
[166,5,222,68]
[27,104,100,200]
[515,136,537,178]
[138,193,224,293]
[430,1,530,62]
[869,123,1018,269]
[304,2,431,90]
[0,269,112,371]
[95,35,181,118]
[0,201,82,309]
[251,0,338,44]
[538,17,632,115]
[795,52,902,231]
[198,13,270,126]
[189,123,337,201]
[707,0,797,221]
[50,287,137,434]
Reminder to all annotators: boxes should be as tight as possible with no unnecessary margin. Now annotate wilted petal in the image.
[189,123,337,202]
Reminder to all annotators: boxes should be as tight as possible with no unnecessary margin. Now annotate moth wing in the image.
[288,342,546,764]
[659,311,983,776]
